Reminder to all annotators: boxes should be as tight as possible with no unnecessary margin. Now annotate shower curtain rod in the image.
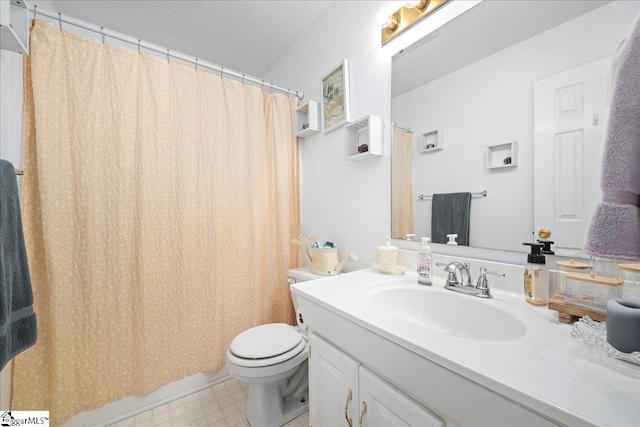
[28,6,304,100]
[392,122,414,133]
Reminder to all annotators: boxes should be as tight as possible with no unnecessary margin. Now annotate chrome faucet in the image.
[436,262,504,299]
[436,261,472,287]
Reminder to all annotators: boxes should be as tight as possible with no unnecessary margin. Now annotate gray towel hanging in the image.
[431,192,472,246]
[0,159,37,370]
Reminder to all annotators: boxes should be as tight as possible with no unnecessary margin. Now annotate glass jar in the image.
[618,263,640,302]
[592,257,618,278]
[555,259,591,296]
[565,272,623,312]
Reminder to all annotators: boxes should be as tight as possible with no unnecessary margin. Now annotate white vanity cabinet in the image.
[309,332,445,427]
[309,331,359,427]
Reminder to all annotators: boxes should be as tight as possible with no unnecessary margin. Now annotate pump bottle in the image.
[417,237,433,285]
[523,242,549,305]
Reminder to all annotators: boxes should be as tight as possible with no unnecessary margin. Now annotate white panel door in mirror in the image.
[554,83,583,118]
[534,57,610,257]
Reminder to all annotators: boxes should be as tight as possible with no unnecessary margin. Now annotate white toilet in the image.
[226,268,320,427]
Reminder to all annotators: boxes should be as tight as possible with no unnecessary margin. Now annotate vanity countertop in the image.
[291,268,640,427]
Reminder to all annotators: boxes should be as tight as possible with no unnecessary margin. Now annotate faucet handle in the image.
[436,262,459,286]
[475,267,505,298]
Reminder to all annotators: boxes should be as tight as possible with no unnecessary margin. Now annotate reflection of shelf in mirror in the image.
[420,130,443,153]
[295,101,320,138]
[487,141,517,169]
[345,115,383,161]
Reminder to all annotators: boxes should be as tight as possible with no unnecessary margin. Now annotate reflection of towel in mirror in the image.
[0,159,37,370]
[584,14,640,261]
[432,192,472,246]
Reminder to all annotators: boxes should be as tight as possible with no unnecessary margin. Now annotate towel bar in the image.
[419,190,487,201]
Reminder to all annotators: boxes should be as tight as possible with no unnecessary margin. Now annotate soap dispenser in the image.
[523,242,549,305]
[417,237,433,285]
[377,236,398,267]
[537,239,555,255]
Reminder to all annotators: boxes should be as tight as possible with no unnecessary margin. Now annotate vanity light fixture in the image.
[380,0,450,45]
[375,7,399,31]
[404,1,429,11]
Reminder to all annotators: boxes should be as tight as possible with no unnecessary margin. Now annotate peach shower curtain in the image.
[14,20,300,424]
[391,128,414,239]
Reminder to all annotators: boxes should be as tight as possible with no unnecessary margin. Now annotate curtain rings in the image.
[101,26,105,43]
[269,83,273,94]
[220,66,224,80]
[137,39,141,55]
[58,12,62,31]
[166,48,170,63]
[260,80,265,91]
[195,58,198,72]
[241,74,245,86]
[31,5,37,27]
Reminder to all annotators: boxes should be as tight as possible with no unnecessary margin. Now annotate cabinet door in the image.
[309,332,360,427]
[358,367,444,427]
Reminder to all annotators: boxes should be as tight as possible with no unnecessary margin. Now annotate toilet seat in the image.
[228,323,305,368]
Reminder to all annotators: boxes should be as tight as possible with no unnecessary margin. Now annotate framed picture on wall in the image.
[321,59,351,134]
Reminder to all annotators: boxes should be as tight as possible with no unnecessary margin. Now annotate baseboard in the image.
[57,368,231,427]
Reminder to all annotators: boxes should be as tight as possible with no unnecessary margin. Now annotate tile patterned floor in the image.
[109,378,309,427]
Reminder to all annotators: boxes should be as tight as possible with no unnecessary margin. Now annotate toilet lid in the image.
[229,323,302,359]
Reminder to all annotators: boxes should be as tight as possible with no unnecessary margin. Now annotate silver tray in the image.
[571,316,640,366]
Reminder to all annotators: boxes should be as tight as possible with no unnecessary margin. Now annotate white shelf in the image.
[344,115,383,161]
[295,101,320,138]
[0,0,29,55]
[486,141,518,169]
[420,130,443,153]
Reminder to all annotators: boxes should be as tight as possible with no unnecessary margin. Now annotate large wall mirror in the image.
[391,0,639,255]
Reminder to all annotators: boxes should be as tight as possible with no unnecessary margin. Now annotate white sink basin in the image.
[370,285,526,341]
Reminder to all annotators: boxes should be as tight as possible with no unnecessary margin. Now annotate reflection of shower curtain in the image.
[391,128,414,239]
[14,20,300,424]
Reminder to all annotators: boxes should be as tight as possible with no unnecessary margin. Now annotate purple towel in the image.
[584,14,640,261]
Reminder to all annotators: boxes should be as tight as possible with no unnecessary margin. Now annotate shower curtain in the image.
[14,20,300,424]
[391,128,414,239]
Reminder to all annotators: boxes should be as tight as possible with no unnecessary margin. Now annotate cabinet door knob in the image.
[344,388,353,427]
[358,401,367,427]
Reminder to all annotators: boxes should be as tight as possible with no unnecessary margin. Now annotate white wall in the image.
[263,1,394,271]
[393,0,640,253]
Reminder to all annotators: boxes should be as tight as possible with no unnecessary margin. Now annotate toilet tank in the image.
[288,267,323,332]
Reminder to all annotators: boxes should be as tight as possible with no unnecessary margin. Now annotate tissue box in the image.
[565,272,623,312]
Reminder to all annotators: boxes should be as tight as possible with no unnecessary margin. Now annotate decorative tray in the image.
[371,262,407,276]
[571,316,640,366]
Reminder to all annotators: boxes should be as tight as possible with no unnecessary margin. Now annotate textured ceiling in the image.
[392,1,613,98]
[51,0,334,77]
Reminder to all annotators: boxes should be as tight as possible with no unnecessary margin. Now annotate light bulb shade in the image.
[375,7,399,30]
[405,0,429,10]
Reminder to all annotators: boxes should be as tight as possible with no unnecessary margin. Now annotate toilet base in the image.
[246,385,308,427]
[244,360,309,427]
